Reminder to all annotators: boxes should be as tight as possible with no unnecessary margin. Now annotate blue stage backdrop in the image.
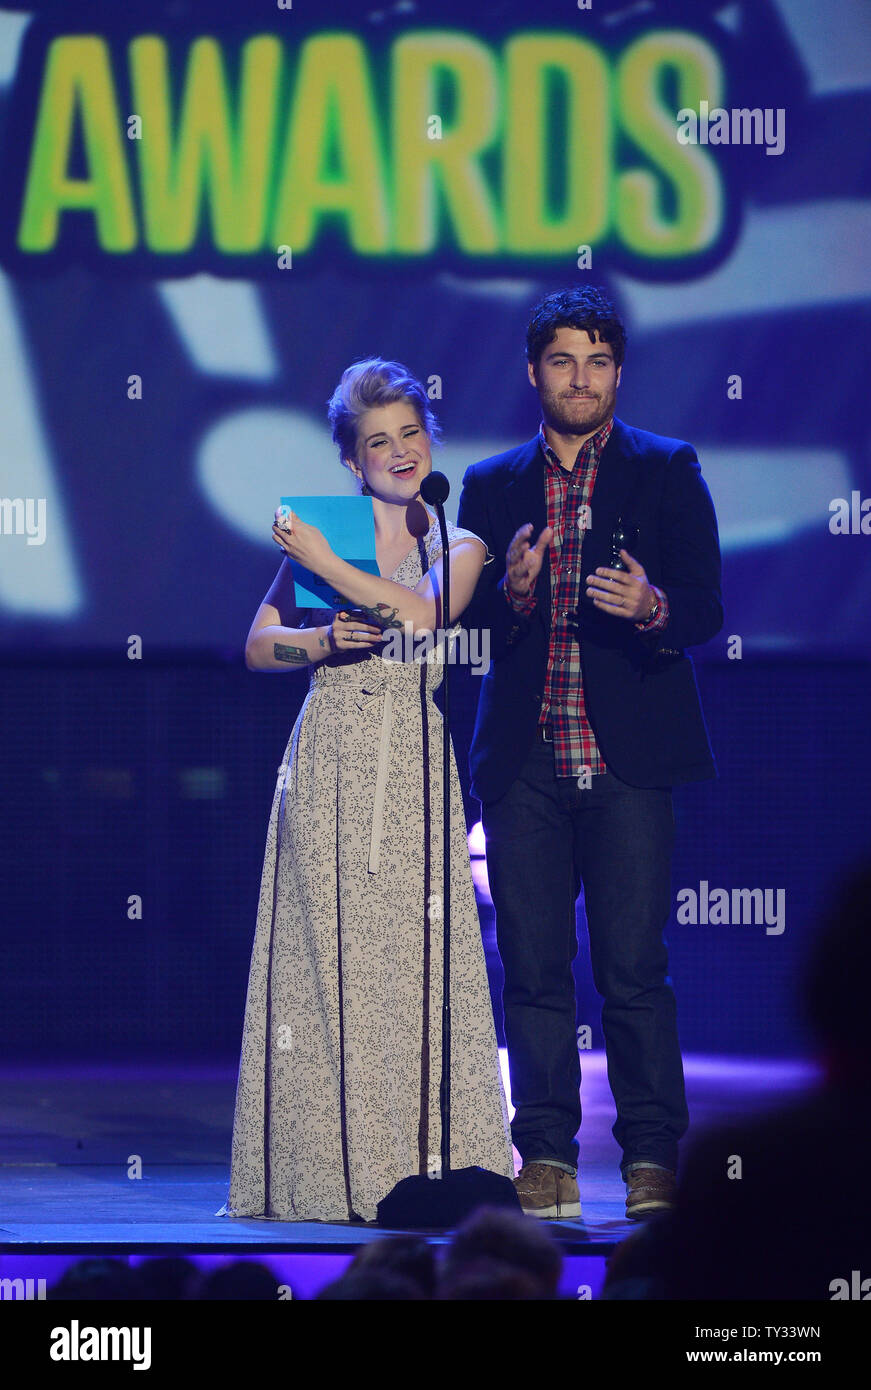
[0,0,868,655]
[0,1,870,1062]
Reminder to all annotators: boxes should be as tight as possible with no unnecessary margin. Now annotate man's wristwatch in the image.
[639,594,660,626]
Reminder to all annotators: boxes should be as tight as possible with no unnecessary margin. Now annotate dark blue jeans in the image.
[481,733,688,1176]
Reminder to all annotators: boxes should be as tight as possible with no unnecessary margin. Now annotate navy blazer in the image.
[456,416,724,802]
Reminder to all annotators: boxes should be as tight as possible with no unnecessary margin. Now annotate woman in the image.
[218,358,514,1222]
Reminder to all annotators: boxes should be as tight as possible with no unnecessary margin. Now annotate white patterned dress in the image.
[217,519,514,1222]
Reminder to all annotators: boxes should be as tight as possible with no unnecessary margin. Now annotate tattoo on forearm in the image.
[353,602,404,631]
[274,643,309,665]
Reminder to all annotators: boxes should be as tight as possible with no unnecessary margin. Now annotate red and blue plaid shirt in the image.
[505,419,669,779]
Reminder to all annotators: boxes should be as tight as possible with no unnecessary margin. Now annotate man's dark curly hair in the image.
[526,286,627,370]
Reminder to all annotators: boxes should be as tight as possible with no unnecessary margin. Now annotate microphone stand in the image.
[375,473,521,1227]
[435,497,452,1179]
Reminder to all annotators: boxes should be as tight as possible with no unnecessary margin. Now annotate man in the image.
[457,286,723,1221]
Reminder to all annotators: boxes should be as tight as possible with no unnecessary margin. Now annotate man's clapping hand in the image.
[506,522,554,598]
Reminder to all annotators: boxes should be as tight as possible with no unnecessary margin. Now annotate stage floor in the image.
[0,1054,818,1256]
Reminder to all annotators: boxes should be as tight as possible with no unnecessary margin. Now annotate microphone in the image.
[420,471,450,506]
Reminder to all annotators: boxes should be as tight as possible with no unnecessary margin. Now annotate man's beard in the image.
[541,388,613,436]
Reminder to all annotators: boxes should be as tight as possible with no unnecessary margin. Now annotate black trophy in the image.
[610,518,638,571]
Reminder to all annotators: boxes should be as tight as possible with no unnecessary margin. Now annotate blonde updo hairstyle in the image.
[327,358,442,495]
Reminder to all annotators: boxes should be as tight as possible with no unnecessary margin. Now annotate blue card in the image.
[278,495,377,608]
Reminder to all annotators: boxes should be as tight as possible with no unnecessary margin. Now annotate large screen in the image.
[0,0,869,655]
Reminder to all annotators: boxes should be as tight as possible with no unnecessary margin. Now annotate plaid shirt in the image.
[505,419,669,779]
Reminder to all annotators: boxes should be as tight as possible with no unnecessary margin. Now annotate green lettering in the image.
[272,34,389,253]
[17,36,136,252]
[504,34,610,254]
[131,34,282,253]
[392,32,500,254]
[616,30,724,257]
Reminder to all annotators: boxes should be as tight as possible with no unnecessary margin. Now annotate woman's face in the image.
[349,400,432,502]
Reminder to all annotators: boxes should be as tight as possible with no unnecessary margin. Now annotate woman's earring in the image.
[360,481,371,496]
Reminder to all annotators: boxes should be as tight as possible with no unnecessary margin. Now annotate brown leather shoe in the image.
[624,1165,676,1220]
[513,1162,581,1219]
